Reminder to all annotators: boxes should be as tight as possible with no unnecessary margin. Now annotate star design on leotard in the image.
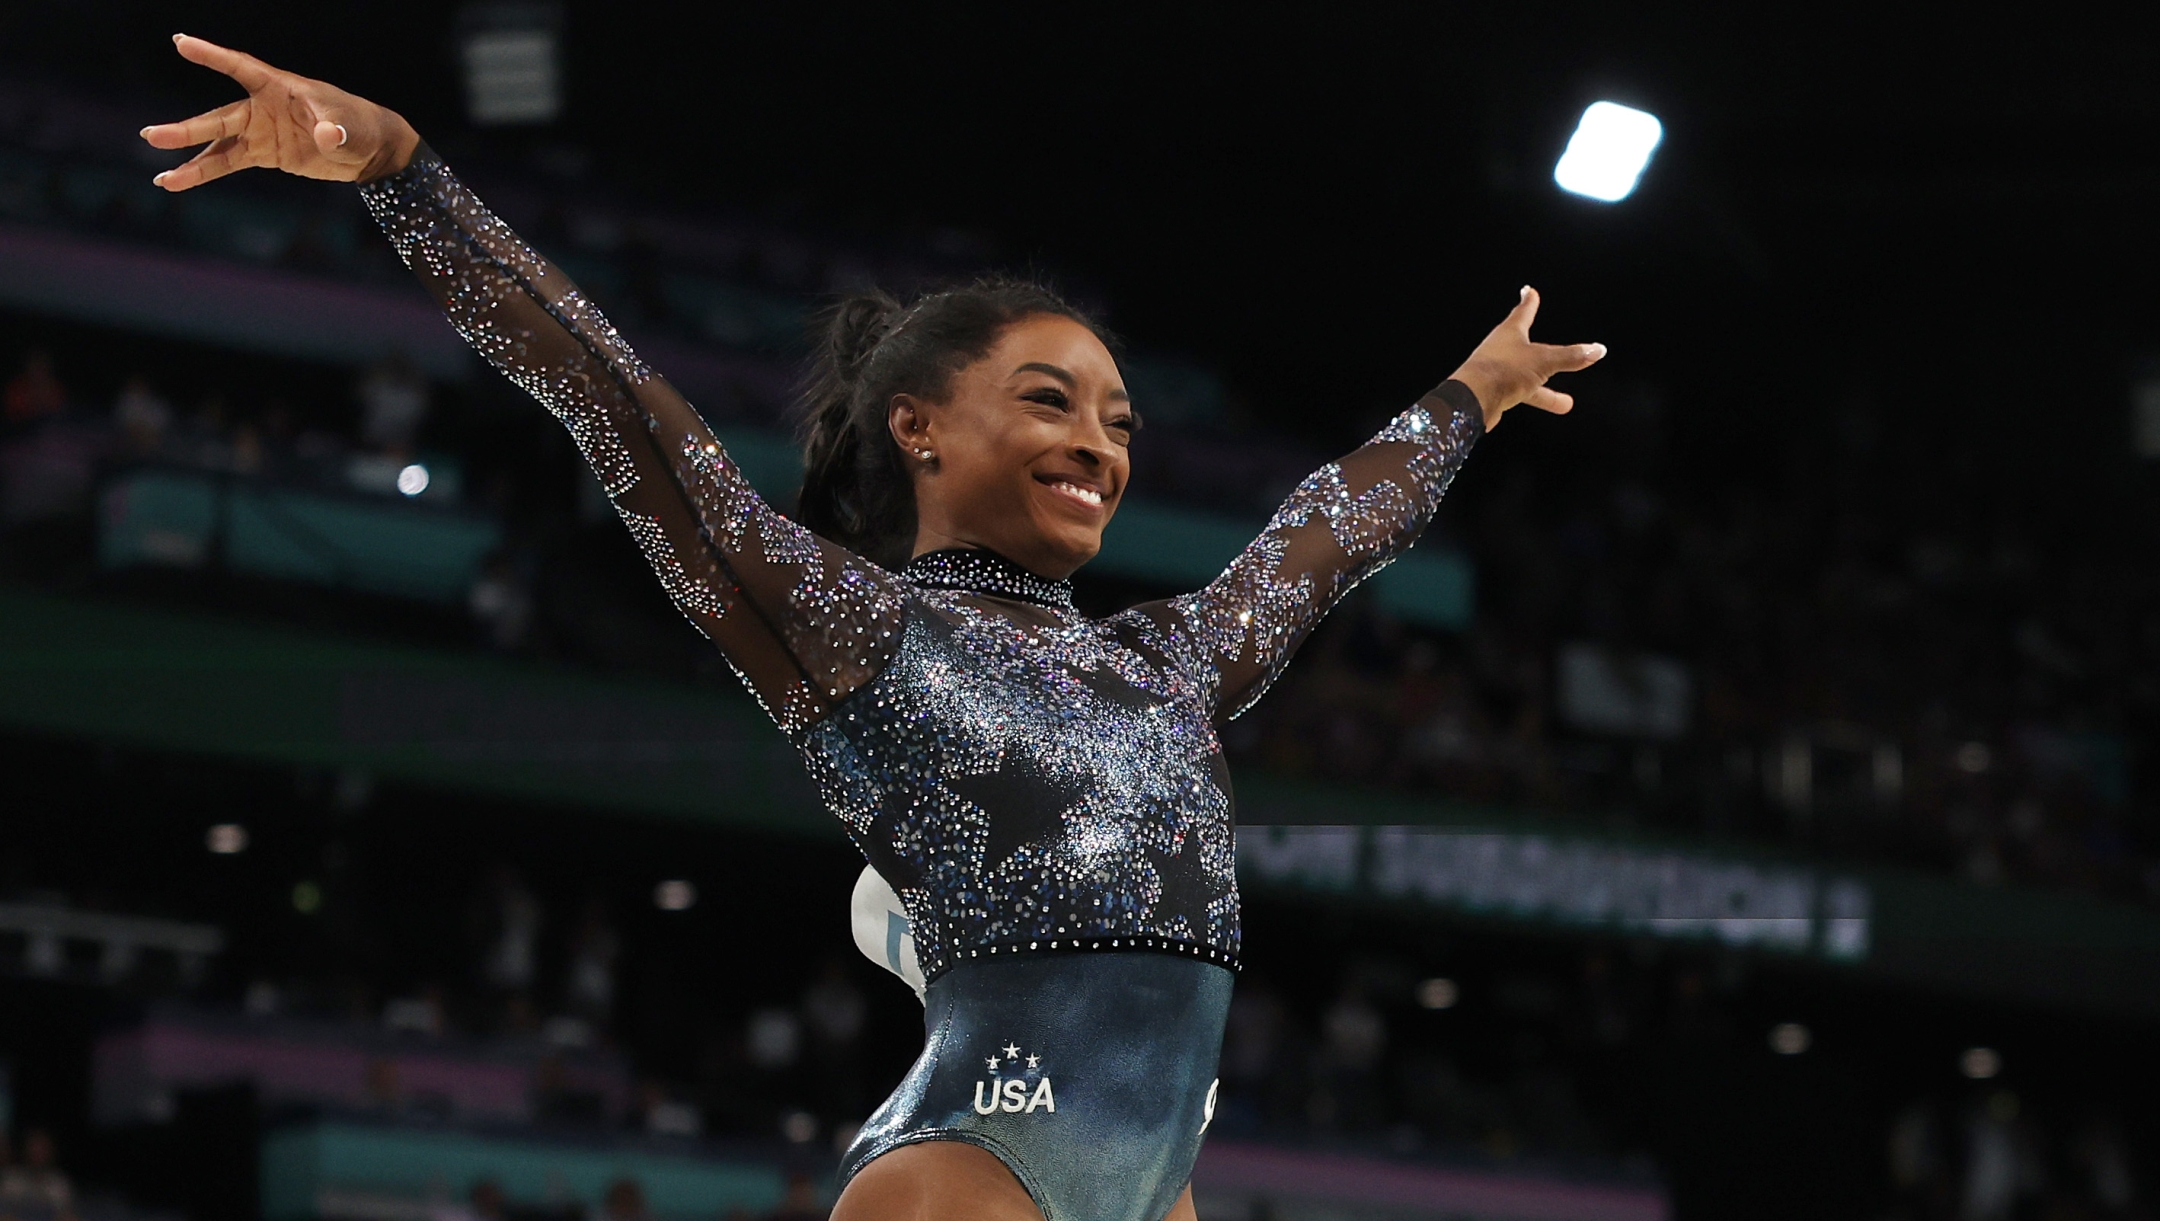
[1002,1042,1021,1061]
[1025,1054,1040,1069]
[986,1056,1001,1071]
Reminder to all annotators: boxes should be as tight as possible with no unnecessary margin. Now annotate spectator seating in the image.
[1190,1141,1666,1221]
[260,1118,789,1221]
[99,466,499,603]
[93,1008,632,1129]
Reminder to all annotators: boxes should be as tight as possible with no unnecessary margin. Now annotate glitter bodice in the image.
[360,150,1483,980]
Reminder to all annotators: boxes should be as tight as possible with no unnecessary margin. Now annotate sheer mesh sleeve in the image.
[1126,380,1484,722]
[358,150,906,735]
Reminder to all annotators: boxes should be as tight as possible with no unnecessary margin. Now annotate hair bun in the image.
[827,291,903,385]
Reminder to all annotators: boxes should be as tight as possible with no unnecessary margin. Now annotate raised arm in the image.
[142,36,905,734]
[355,152,908,730]
[1137,288,1603,721]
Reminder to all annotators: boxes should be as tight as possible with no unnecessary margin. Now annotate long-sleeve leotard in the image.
[1128,382,1481,720]
[358,150,1482,736]
[359,149,909,734]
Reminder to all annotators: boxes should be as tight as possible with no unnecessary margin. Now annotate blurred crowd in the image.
[7,314,2150,911]
[0,1130,77,1221]
[227,857,879,1155]
[4,53,2153,913]
[1883,1091,2147,1221]
[4,344,436,478]
[0,74,959,367]
[1226,445,2152,902]
[1,339,2153,1218]
[434,1174,827,1221]
[318,859,2160,1217]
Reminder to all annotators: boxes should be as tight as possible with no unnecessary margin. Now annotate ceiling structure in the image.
[6,4,2158,501]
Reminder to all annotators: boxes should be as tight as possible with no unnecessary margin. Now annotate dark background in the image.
[13,2,2160,463]
[3,4,2159,1219]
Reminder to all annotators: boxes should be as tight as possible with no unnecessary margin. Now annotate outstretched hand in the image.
[140,34,419,191]
[1448,288,1605,432]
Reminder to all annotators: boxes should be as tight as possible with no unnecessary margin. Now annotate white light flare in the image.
[1769,1022,1812,1055]
[396,464,431,497]
[1416,978,1460,1010]
[1554,102,1664,203]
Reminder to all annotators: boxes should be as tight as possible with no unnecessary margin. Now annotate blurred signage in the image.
[0,902,223,985]
[1556,643,1692,739]
[459,3,564,126]
[1240,824,1871,962]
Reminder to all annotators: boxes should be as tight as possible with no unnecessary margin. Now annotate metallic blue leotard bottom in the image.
[838,953,1234,1221]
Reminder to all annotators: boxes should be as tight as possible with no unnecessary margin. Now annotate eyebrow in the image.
[1015,361,1132,403]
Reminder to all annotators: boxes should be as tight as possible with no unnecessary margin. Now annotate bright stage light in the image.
[396,464,430,497]
[1554,102,1664,203]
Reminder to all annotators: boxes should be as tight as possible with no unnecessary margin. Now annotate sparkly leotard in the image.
[360,149,1482,1218]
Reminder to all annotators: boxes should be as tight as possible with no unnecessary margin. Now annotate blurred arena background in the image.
[1,4,2158,1219]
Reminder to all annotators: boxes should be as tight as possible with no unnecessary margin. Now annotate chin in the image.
[1028,525,1102,576]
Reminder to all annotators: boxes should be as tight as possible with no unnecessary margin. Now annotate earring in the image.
[914,448,934,462]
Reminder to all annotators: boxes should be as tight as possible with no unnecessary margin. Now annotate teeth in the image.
[1049,480,1102,506]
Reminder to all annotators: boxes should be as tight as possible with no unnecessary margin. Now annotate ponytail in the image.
[793,277,1107,567]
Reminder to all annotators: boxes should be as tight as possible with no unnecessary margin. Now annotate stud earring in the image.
[914,448,934,462]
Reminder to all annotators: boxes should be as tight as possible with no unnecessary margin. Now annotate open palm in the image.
[1448,287,1606,430]
[141,34,418,191]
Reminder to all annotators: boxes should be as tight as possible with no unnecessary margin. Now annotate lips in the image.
[1037,474,1107,511]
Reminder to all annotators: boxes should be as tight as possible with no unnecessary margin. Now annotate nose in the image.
[1069,418,1119,469]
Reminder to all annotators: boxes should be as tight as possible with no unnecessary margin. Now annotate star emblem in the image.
[1002,1042,1021,1060]
[1025,1054,1040,1069]
[986,1056,1001,1071]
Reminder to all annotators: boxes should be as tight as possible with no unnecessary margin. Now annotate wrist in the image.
[358,113,423,184]
[1446,358,1509,431]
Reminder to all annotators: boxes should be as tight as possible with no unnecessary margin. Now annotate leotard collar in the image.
[902,548,1075,611]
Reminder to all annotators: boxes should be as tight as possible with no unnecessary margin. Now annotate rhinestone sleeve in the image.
[359,151,906,733]
[1135,380,1483,721]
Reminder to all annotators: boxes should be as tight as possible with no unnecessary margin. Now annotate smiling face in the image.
[890,313,1135,580]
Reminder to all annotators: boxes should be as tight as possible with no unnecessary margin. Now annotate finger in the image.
[312,119,351,156]
[1523,385,1575,415]
[1538,341,1608,375]
[173,33,277,92]
[140,99,249,150]
[1510,285,1542,333]
[153,137,247,192]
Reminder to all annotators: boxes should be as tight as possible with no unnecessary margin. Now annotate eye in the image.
[1021,388,1070,410]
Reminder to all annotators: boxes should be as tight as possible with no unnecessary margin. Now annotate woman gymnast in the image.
[142,34,1602,1221]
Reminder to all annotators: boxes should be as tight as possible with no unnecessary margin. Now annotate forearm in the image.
[1171,379,1484,720]
[357,147,663,496]
[356,151,906,730]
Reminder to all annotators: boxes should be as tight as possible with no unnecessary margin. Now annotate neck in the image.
[910,528,1079,581]
[902,547,1076,611]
